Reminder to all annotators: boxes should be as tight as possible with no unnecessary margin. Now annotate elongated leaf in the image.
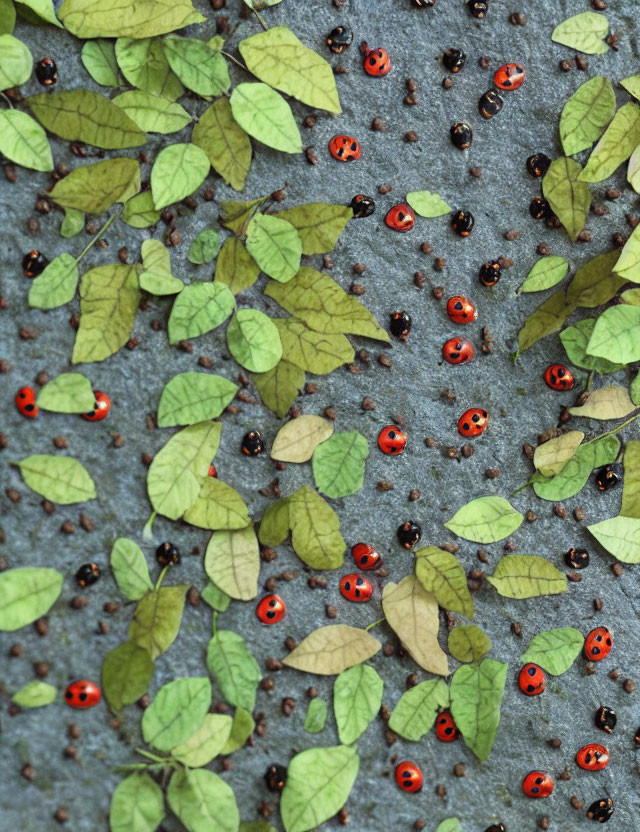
[559,77,615,156]
[192,98,252,192]
[0,109,52,172]
[388,678,449,741]
[115,37,183,100]
[587,307,640,364]
[334,664,383,745]
[445,496,523,544]
[204,525,259,600]
[49,157,140,214]
[449,659,507,761]
[16,455,96,504]
[122,191,161,229]
[566,249,622,306]
[172,713,232,767]
[129,586,186,659]
[184,478,250,531]
[448,625,492,664]
[113,91,190,134]
[414,546,474,618]
[226,309,283,373]
[230,82,301,154]
[110,538,153,601]
[518,256,569,294]
[288,486,345,569]
[283,625,381,675]
[207,630,260,710]
[151,143,210,210]
[12,680,57,708]
[0,33,31,89]
[521,628,584,675]
[0,567,63,631]
[621,441,640,519]
[560,319,625,374]
[110,773,164,832]
[533,431,585,477]
[312,431,368,499]
[167,769,238,832]
[36,372,95,413]
[276,319,354,374]
[102,641,154,712]
[406,190,451,217]
[304,698,328,733]
[168,282,235,344]
[579,102,640,183]
[188,229,220,265]
[142,677,211,751]
[81,39,119,85]
[542,156,590,241]
[258,497,291,547]
[589,515,640,563]
[517,288,574,353]
[158,374,237,427]
[246,214,302,283]
[59,0,205,39]
[215,237,260,295]
[276,203,352,255]
[552,11,609,54]
[487,556,567,599]
[271,415,334,463]
[569,386,636,420]
[532,435,620,501]
[252,359,303,418]
[163,36,230,97]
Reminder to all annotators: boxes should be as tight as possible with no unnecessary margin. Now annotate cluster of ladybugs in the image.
[15,385,111,421]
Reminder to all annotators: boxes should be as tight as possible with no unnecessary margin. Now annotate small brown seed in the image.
[553,504,567,519]
[281,697,295,716]
[326,604,338,619]
[623,678,635,694]
[409,489,420,501]
[371,117,387,131]
[453,763,466,777]
[469,166,482,178]
[511,622,523,638]
[420,242,433,254]
[593,598,603,611]
[570,796,583,811]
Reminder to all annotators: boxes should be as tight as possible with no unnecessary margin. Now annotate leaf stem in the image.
[135,748,167,764]
[221,50,251,73]
[585,370,595,392]
[75,212,118,264]
[583,409,640,445]
[510,478,534,498]
[365,617,385,632]
[252,8,269,30]
[212,610,219,636]
[155,565,169,591]
[0,92,14,109]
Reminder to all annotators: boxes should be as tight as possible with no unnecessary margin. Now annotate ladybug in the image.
[443,48,466,73]
[82,390,111,421]
[543,364,574,391]
[587,798,614,823]
[397,521,421,549]
[329,135,361,163]
[484,827,505,832]
[361,41,391,76]
[442,337,474,365]
[635,727,640,745]
[378,425,407,456]
[241,430,264,456]
[395,761,422,793]
[22,250,49,278]
[64,680,101,709]
[447,295,477,324]
[526,153,551,179]
[594,463,622,492]
[264,764,287,792]
[530,197,552,220]
[351,542,382,571]
[256,593,286,624]
[565,547,589,569]
[208,462,218,477]
[469,0,489,18]
[518,663,545,696]
[585,626,612,661]
[435,710,460,742]
[595,705,616,734]
[350,194,375,218]
[340,573,373,603]
[156,542,180,566]
[327,25,353,54]
[576,743,609,771]
[450,122,473,150]
[412,0,435,6]
[75,562,100,588]
[479,89,503,119]
[458,408,488,437]
[451,210,474,236]
[15,386,38,418]
[35,57,58,87]
[522,771,554,799]
[389,311,412,341]
[385,203,415,233]
[494,63,525,91]
[479,260,501,287]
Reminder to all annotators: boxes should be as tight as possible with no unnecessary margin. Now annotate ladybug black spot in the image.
[79,692,87,701]
[65,691,73,699]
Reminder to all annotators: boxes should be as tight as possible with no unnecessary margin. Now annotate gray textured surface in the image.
[1,0,640,830]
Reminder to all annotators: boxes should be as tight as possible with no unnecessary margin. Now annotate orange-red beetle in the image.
[395,761,422,792]
[15,386,38,418]
[82,390,110,422]
[576,743,609,771]
[64,680,101,709]
[385,203,415,233]
[329,135,361,162]
[256,594,286,625]
[446,295,477,324]
[585,626,612,661]
[361,41,391,76]
[458,408,489,437]
[494,63,525,91]
[522,770,554,798]
[435,710,460,742]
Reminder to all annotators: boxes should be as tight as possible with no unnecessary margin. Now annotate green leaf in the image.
[487,555,568,599]
[113,91,190,134]
[586,306,640,364]
[239,26,340,114]
[157,374,237,427]
[81,39,119,86]
[0,567,63,631]
[151,143,210,210]
[532,435,620,501]
[518,256,569,294]
[222,707,254,754]
[171,713,232,767]
[266,267,390,342]
[122,192,161,229]
[589,515,640,563]
[449,659,507,761]
[436,820,461,832]
[59,0,204,39]
[312,431,369,499]
[110,773,164,832]
[17,0,62,26]
[521,627,584,675]
[246,213,302,283]
[139,239,183,295]
[60,208,85,239]
[559,77,615,156]
[560,319,625,374]
[258,497,291,547]
[16,455,96,504]
[280,746,359,832]
[214,238,260,295]
[167,769,238,832]
[533,431,585,477]
[188,229,220,265]
[115,37,183,100]
[613,224,640,284]
[622,72,640,101]
[201,581,231,612]
[192,98,252,192]
[36,372,94,413]
[631,372,640,405]
[252,360,303,418]
[304,698,328,733]
[142,677,211,751]
[622,288,640,306]
[517,288,574,353]
[207,630,261,710]
[621,440,640,518]
[569,385,636,420]
[168,282,235,344]
[388,678,449,741]
[49,157,140,214]
[226,309,283,373]
[542,156,590,241]
[240,825,277,832]
[102,641,154,712]
[566,249,622,307]
[448,625,492,664]
[275,319,352,374]
[204,525,259,600]
[333,664,383,745]
[0,0,16,34]
[405,190,452,217]
[0,33,31,89]
[110,538,153,601]
[445,496,523,544]
[414,546,474,618]
[271,414,334,463]
[288,486,346,569]
[220,196,268,234]
[579,102,640,183]
[184,477,250,531]
[276,203,352,255]
[12,680,57,708]
[230,82,302,154]
[552,11,609,54]
[163,36,230,97]
[283,625,381,675]
[129,586,186,659]
[0,109,52,172]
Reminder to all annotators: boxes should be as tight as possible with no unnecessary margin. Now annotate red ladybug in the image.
[385,203,415,233]
[458,408,489,437]
[518,663,545,696]
[82,390,110,422]
[361,41,391,76]
[64,680,101,709]
[351,543,382,571]
[446,295,477,324]
[256,594,286,625]
[329,135,361,162]
[543,364,574,391]
[576,743,609,771]
[494,63,526,91]
[435,710,460,742]
[395,761,422,793]
[442,337,474,365]
[585,626,612,661]
[522,771,554,798]
[15,386,38,418]
[378,425,407,456]
[208,463,217,477]
[340,574,373,603]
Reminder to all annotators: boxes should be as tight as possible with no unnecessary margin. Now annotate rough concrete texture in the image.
[2,0,640,830]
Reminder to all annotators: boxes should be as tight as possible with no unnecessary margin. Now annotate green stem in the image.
[135,748,167,764]
[0,92,14,109]
[212,610,219,636]
[75,212,118,264]
[585,371,595,392]
[584,409,640,445]
[510,478,534,498]
[365,617,385,632]
[155,565,169,591]
[221,50,251,73]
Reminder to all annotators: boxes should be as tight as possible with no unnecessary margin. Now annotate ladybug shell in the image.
[435,710,460,742]
[390,310,412,341]
[75,562,100,588]
[565,547,589,569]
[479,260,501,287]
[361,42,391,76]
[377,425,407,456]
[585,626,612,661]
[350,194,375,218]
[340,574,373,603]
[22,250,48,278]
[385,203,415,233]
[543,364,574,391]
[442,337,474,365]
[594,463,622,492]
[494,62,525,91]
[518,663,545,696]
[395,760,422,792]
[458,408,489,437]
[451,210,474,236]
[256,593,286,624]
[595,705,616,734]
[327,25,353,54]
[208,463,218,478]
[351,542,382,571]
[15,386,38,418]
[264,763,287,792]
[397,520,421,549]
[241,430,264,456]
[446,295,477,324]
[64,680,101,709]
[587,797,614,823]
[329,135,361,162]
[82,390,110,421]
[522,770,554,799]
[576,743,609,771]
[478,89,503,119]
[526,153,551,179]
[35,57,58,86]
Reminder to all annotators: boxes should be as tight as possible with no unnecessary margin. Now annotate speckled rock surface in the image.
[1,1,640,830]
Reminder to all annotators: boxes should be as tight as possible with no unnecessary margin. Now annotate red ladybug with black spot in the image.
[351,543,382,571]
[458,408,488,437]
[494,62,526,91]
[208,462,217,477]
[576,743,609,771]
[361,41,391,76]
[442,337,474,365]
[329,135,361,162]
[585,626,612,661]
[82,390,110,421]
[385,203,415,233]
[64,680,101,709]
[435,710,460,742]
[340,573,373,603]
[544,364,574,391]
[15,386,38,418]
[518,663,545,696]
[522,770,554,799]
[256,594,286,625]
[446,295,477,324]
[395,761,422,792]
[378,425,407,456]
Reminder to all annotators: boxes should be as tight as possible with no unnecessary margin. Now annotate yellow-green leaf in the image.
[276,203,352,255]
[568,385,636,420]
[115,37,183,101]
[487,555,568,599]
[28,254,79,310]
[171,713,232,767]
[271,415,334,463]
[37,372,95,414]
[566,249,623,307]
[214,237,260,294]
[333,665,383,745]
[230,82,301,154]
[157,373,237,426]
[445,496,523,543]
[168,282,235,344]
[551,11,609,54]
[275,318,354,374]
[129,586,187,659]
[12,680,57,708]
[312,431,368,499]
[113,90,190,134]
[587,305,640,362]
[388,678,449,741]
[532,435,620,501]
[251,359,303,418]
[110,774,164,832]
[542,156,590,241]
[406,189,452,218]
[206,630,260,711]
[521,627,584,675]
[102,641,154,712]
[122,191,161,229]
[204,525,259,600]
[287,486,345,569]
[517,288,574,353]
[0,109,53,172]
[588,515,640,563]
[414,546,474,618]
[621,441,640,519]
[560,319,625,374]
[283,625,381,675]
[163,35,230,97]
[0,567,63,631]
[579,102,640,183]
[151,142,210,210]
[192,98,252,192]
[16,455,96,504]
[517,255,569,294]
[450,659,507,761]
[0,33,31,90]
[49,157,140,214]
[59,0,204,39]
[246,213,302,283]
[533,431,585,477]
[448,625,492,664]
[559,77,615,156]
[183,477,250,531]
[81,39,119,85]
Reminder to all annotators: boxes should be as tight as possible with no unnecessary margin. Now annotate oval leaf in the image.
[142,677,211,751]
[188,229,220,265]
[129,586,186,659]
[288,486,345,570]
[283,625,381,676]
[163,36,230,97]
[568,386,636,420]
[81,39,119,86]
[521,627,584,675]
[171,713,233,767]
[110,538,153,601]
[151,142,210,210]
[559,77,615,156]
[16,455,96,504]
[518,256,569,294]
[0,109,53,172]
[113,90,190,134]
[0,567,63,631]
[542,156,590,242]
[586,307,640,364]
[183,478,250,531]
[102,641,154,712]
[157,373,237,427]
[388,678,449,741]
[304,698,328,733]
[271,415,334,463]
[230,82,302,154]
[36,372,95,413]
[552,11,609,54]
[448,625,492,664]
[445,496,523,544]
[579,102,640,183]
[449,659,507,761]
[560,319,625,374]
[588,515,640,563]
[276,203,352,255]
[192,98,252,192]
[533,431,585,477]
[206,630,260,711]
[12,680,57,708]
[333,664,383,745]
[168,282,235,344]
[406,189,452,218]
[226,309,283,373]
[28,254,79,310]
[59,0,204,39]
[414,546,474,618]
[115,37,183,100]
[0,33,31,89]
[110,773,164,832]
[204,525,260,601]
[312,431,369,499]
[167,768,239,832]
[246,213,302,283]
[487,555,568,599]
